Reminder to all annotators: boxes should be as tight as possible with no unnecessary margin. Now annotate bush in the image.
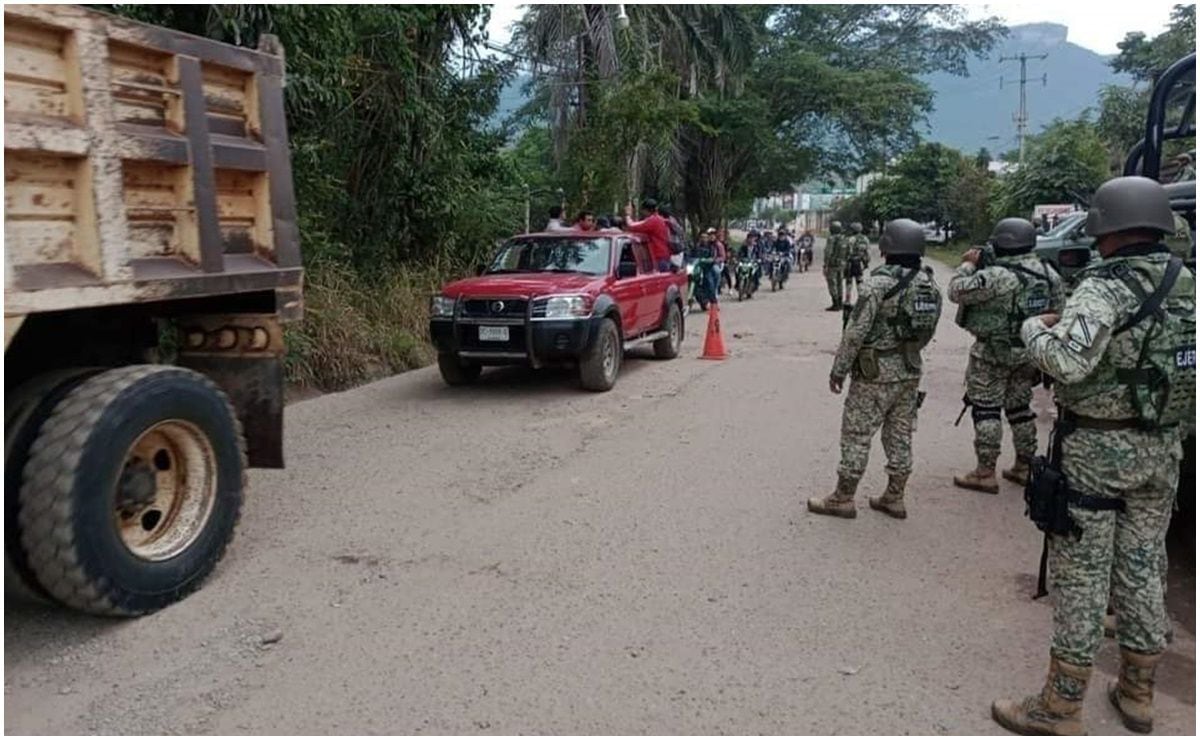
[284,263,451,391]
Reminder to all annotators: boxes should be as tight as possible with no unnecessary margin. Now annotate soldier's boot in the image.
[953,467,1000,494]
[868,474,908,519]
[1108,648,1161,733]
[992,656,1090,736]
[825,303,841,311]
[807,475,858,519]
[1002,456,1032,485]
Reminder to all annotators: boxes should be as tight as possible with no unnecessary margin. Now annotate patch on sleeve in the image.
[1065,315,1108,356]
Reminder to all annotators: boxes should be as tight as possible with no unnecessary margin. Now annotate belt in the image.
[1059,409,1142,431]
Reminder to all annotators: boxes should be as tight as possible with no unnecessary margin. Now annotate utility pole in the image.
[999,53,1048,163]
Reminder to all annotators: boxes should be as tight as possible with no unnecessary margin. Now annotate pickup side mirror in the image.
[617,261,638,279]
[474,263,487,276]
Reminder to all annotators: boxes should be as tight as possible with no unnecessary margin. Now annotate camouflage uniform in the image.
[831,265,941,480]
[824,233,846,306]
[1020,248,1192,668]
[844,234,871,302]
[949,254,1064,472]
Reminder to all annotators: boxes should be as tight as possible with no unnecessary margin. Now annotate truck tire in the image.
[5,368,103,603]
[437,353,482,386]
[653,303,683,360]
[17,366,246,616]
[579,318,621,392]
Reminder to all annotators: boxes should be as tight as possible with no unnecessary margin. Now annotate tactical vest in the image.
[864,265,943,350]
[956,256,1054,345]
[1056,253,1196,429]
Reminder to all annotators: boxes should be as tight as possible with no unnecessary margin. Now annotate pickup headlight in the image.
[430,295,456,318]
[540,295,593,319]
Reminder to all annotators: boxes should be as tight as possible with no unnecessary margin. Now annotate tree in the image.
[513,4,1002,229]
[992,118,1109,218]
[1112,4,1195,83]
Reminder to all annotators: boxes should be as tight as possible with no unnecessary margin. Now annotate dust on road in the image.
[5,244,1194,735]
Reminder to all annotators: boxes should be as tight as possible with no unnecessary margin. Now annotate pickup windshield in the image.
[488,237,612,275]
[1040,213,1086,239]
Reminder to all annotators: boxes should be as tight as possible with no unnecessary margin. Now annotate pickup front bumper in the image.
[430,298,601,367]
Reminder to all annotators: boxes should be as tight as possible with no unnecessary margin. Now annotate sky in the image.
[484,2,1182,55]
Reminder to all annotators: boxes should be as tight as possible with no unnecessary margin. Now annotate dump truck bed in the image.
[3,4,302,329]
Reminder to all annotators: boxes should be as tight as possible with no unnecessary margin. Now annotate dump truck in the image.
[4,5,302,615]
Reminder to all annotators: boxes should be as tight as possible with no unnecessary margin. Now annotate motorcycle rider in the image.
[799,230,815,270]
[740,230,765,291]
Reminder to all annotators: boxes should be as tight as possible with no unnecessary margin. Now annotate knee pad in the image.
[971,404,1002,423]
[1006,405,1036,425]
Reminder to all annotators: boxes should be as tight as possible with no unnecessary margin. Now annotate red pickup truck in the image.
[429,231,688,391]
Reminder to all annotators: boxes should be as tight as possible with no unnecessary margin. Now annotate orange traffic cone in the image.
[700,300,728,360]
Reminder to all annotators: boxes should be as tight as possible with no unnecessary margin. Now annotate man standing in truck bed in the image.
[623,198,671,271]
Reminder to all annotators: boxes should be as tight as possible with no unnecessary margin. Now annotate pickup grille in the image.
[460,299,528,319]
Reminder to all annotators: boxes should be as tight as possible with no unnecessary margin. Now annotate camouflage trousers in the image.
[824,264,844,304]
[1050,426,1181,666]
[965,355,1039,469]
[838,378,920,480]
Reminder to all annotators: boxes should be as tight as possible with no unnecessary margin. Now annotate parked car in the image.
[430,232,687,391]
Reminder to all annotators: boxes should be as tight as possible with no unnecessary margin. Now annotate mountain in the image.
[491,23,1132,156]
[922,23,1131,155]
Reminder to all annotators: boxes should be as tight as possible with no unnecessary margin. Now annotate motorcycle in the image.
[798,239,814,272]
[686,256,716,311]
[735,256,760,301]
[769,252,791,291]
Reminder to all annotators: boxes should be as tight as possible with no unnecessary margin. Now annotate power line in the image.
[999,52,1048,163]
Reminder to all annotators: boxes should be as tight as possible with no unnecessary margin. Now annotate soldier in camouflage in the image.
[808,219,942,520]
[823,221,847,311]
[843,222,872,306]
[948,218,1065,493]
[992,177,1196,736]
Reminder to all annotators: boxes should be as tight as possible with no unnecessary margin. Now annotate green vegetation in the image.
[99,4,1192,391]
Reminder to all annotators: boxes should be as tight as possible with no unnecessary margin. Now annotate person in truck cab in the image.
[623,198,672,271]
[573,210,597,231]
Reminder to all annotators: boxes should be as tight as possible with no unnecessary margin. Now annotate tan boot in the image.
[868,474,908,519]
[1002,457,1032,485]
[992,656,1090,736]
[1108,648,1161,733]
[954,467,999,494]
[807,475,858,519]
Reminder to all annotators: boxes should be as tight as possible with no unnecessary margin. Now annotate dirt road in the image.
[5,247,1195,734]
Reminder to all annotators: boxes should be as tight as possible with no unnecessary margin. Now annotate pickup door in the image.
[631,240,666,332]
[612,237,647,334]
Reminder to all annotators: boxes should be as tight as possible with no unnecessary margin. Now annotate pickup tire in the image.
[17,366,245,616]
[579,318,621,392]
[437,354,482,386]
[653,303,683,360]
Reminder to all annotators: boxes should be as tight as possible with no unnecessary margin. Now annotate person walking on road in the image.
[843,222,871,306]
[992,176,1195,736]
[824,221,847,311]
[807,219,943,520]
[948,218,1064,493]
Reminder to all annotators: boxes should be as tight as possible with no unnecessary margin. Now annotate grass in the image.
[925,241,972,269]
[284,262,451,392]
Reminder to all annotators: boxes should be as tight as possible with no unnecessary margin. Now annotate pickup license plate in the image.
[478,326,510,342]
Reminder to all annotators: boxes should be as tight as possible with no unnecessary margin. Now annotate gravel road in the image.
[5,243,1194,735]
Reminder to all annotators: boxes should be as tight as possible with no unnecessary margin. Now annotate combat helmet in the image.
[830,221,843,234]
[988,218,1038,252]
[850,222,864,234]
[878,219,925,256]
[1085,176,1175,237]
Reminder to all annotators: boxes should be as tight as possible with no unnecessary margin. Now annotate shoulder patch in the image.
[1064,314,1109,356]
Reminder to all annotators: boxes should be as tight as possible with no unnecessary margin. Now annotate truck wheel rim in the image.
[115,420,217,562]
[602,333,617,379]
